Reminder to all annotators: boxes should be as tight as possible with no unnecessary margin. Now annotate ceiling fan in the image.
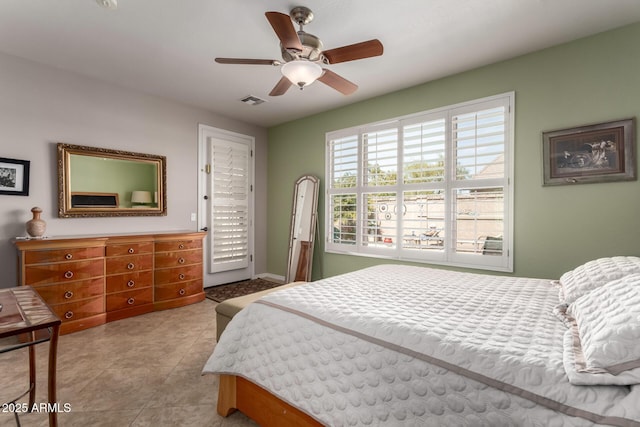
[215,6,383,96]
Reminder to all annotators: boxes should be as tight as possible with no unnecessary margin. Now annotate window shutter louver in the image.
[403,118,446,184]
[453,107,506,180]
[210,140,250,273]
[363,128,398,187]
[451,105,507,259]
[330,135,359,188]
[329,135,359,245]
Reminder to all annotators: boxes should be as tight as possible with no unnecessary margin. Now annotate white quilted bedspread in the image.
[203,265,640,426]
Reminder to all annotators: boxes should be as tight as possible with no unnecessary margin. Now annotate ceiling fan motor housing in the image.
[281,32,327,64]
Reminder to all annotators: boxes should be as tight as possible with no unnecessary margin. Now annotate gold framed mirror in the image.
[57,143,167,218]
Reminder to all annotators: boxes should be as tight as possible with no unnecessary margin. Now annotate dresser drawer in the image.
[34,278,104,305]
[24,246,104,265]
[24,259,105,286]
[154,280,202,302]
[51,296,104,323]
[154,249,202,268]
[106,242,153,257]
[154,264,202,285]
[155,239,202,252]
[105,254,153,274]
[106,270,153,293]
[106,288,153,312]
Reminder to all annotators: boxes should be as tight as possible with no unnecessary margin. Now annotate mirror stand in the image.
[285,175,320,283]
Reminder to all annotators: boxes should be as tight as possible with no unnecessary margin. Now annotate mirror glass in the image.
[57,143,167,217]
[285,175,319,283]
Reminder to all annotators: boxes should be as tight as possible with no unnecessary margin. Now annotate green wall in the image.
[268,22,640,280]
[70,155,158,207]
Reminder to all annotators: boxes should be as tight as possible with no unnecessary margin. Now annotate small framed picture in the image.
[542,118,636,186]
[0,157,30,196]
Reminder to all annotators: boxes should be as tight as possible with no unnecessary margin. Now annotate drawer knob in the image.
[127,263,135,270]
[178,273,185,280]
[178,244,185,249]
[64,290,74,299]
[128,248,135,254]
[65,253,73,260]
[127,298,135,305]
[178,288,186,296]
[64,271,74,279]
[127,280,135,288]
[64,311,74,319]
[178,257,185,264]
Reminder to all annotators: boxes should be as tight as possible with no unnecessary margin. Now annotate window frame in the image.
[325,92,514,272]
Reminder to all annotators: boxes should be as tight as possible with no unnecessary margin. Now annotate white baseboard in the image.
[254,272,285,284]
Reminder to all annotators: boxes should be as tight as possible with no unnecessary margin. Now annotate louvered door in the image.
[209,139,251,274]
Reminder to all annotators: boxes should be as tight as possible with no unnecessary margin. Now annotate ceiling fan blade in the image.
[215,58,280,66]
[265,12,303,52]
[317,69,358,95]
[323,39,384,64]
[269,77,293,96]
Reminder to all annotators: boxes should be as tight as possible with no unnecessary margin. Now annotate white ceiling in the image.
[1,1,639,128]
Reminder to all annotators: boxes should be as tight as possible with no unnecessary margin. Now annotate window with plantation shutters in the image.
[451,102,508,261]
[326,92,514,272]
[210,140,250,273]
[328,134,358,245]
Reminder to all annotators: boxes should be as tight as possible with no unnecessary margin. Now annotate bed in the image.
[203,261,640,426]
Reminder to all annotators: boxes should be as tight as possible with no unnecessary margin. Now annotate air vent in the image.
[240,95,266,106]
[96,0,117,9]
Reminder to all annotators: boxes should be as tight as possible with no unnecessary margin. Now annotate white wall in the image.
[0,51,268,288]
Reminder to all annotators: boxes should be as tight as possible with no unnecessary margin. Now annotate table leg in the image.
[28,332,36,409]
[48,324,60,427]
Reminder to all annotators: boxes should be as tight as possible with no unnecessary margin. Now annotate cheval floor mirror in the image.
[285,175,319,283]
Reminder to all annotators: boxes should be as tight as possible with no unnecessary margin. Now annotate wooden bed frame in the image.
[218,374,322,427]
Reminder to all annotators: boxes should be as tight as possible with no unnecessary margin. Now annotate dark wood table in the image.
[0,286,61,427]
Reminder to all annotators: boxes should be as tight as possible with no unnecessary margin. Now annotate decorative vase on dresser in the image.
[26,206,47,238]
[13,231,206,335]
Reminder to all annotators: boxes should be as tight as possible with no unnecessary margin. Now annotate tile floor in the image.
[0,299,257,427]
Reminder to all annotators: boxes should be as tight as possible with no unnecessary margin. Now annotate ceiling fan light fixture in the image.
[281,60,322,89]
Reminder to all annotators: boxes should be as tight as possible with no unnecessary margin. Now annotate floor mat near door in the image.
[204,278,282,302]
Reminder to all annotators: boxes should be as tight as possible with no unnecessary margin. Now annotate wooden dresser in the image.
[154,235,205,310]
[105,235,155,322]
[13,231,205,335]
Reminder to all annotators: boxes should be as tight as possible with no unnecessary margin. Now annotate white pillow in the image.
[558,256,640,305]
[562,329,640,385]
[565,274,640,381]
